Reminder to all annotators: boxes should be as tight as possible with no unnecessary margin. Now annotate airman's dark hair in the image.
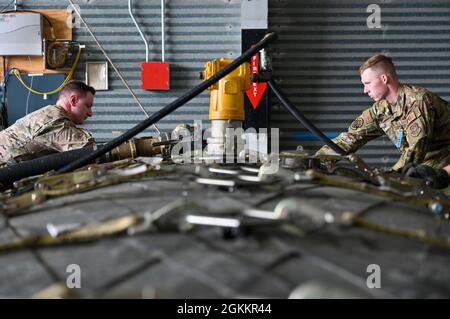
[59,80,96,98]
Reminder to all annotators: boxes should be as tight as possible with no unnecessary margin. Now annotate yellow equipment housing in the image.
[203,58,251,121]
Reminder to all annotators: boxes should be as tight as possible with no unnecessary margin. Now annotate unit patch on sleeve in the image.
[350,117,364,130]
[409,122,421,137]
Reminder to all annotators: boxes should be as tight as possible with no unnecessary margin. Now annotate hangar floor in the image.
[1,157,449,299]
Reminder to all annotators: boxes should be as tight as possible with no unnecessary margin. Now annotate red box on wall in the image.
[141,61,170,90]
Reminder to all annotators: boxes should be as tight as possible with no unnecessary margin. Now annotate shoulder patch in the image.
[350,117,364,130]
[409,122,421,137]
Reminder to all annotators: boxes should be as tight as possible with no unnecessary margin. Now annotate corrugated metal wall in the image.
[19,0,241,142]
[269,0,450,167]
[11,0,450,167]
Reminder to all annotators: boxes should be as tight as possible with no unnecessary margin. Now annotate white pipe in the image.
[161,0,165,62]
[14,0,17,11]
[128,0,149,62]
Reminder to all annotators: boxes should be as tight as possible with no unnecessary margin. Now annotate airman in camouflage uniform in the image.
[317,55,450,172]
[0,80,96,168]
[0,104,94,167]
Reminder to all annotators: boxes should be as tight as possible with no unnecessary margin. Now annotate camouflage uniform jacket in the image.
[317,84,450,171]
[0,104,95,167]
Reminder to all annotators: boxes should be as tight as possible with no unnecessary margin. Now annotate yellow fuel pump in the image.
[202,58,251,155]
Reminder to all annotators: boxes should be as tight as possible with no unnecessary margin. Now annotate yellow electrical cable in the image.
[13,44,81,95]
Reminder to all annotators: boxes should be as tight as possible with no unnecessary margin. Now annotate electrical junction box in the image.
[141,61,170,90]
[0,13,43,56]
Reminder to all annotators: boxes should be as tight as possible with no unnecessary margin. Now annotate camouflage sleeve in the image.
[34,120,96,152]
[392,101,433,172]
[316,107,384,155]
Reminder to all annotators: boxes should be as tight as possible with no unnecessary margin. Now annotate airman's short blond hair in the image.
[359,54,397,78]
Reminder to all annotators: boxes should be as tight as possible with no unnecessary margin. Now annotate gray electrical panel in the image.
[0,13,43,56]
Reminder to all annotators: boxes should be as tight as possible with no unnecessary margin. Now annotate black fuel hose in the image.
[268,79,346,156]
[0,146,106,187]
[56,32,278,174]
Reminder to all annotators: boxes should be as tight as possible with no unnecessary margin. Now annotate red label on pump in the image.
[246,53,267,110]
